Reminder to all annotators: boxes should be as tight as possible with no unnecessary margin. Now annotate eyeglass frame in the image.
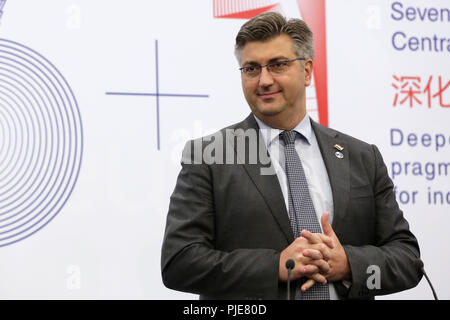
[239,57,306,78]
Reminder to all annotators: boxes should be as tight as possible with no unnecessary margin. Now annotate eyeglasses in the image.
[239,57,305,78]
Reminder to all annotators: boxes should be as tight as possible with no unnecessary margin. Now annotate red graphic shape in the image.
[297,0,328,127]
[217,4,279,18]
[213,0,281,19]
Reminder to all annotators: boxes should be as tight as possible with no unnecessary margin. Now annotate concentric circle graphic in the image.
[0,38,83,247]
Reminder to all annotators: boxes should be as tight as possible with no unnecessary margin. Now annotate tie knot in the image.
[280,130,297,145]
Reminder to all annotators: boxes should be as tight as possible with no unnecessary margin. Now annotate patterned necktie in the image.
[280,130,330,300]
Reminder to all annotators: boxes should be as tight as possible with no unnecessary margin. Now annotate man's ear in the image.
[304,59,314,86]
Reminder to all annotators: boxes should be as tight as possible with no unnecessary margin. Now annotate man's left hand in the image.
[300,211,352,291]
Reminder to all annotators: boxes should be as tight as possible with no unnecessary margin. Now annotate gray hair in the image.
[235,12,314,64]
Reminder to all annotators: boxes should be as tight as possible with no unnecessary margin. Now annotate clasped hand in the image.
[279,212,351,292]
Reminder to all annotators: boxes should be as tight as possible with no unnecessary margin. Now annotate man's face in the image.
[240,34,312,125]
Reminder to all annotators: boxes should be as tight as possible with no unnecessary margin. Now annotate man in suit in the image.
[161,12,422,299]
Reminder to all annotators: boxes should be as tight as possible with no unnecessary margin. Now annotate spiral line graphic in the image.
[0,39,83,247]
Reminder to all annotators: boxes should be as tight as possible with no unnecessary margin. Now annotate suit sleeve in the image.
[342,145,422,299]
[160,141,280,299]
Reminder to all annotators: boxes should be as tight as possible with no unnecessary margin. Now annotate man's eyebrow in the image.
[268,56,290,63]
[241,60,260,67]
[242,56,291,66]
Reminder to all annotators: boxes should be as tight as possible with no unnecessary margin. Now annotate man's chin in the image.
[254,105,284,117]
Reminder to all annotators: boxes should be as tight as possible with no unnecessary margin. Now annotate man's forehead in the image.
[240,34,296,63]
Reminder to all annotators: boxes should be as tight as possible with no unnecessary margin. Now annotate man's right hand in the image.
[278,236,331,285]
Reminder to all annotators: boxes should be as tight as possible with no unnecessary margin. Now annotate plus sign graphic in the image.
[106,40,209,150]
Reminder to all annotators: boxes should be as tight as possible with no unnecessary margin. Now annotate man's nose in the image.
[258,67,274,87]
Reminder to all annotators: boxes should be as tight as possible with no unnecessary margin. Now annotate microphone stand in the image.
[286,259,295,300]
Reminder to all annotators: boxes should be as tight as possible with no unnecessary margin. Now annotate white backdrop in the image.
[0,0,448,299]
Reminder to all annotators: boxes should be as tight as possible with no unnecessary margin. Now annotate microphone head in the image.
[414,258,424,270]
[285,259,295,270]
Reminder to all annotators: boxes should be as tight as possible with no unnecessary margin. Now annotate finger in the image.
[301,229,322,244]
[312,273,328,285]
[311,259,331,274]
[301,279,316,292]
[310,243,332,260]
[302,249,323,260]
[299,264,319,276]
[321,211,334,237]
[317,233,335,249]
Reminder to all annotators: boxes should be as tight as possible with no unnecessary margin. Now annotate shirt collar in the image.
[253,113,312,148]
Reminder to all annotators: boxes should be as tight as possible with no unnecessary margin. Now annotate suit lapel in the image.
[311,120,350,232]
[229,114,294,243]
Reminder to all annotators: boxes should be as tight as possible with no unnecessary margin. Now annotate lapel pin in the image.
[335,151,344,159]
[334,144,344,159]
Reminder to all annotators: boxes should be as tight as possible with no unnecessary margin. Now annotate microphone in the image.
[286,259,295,300]
[415,259,438,300]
